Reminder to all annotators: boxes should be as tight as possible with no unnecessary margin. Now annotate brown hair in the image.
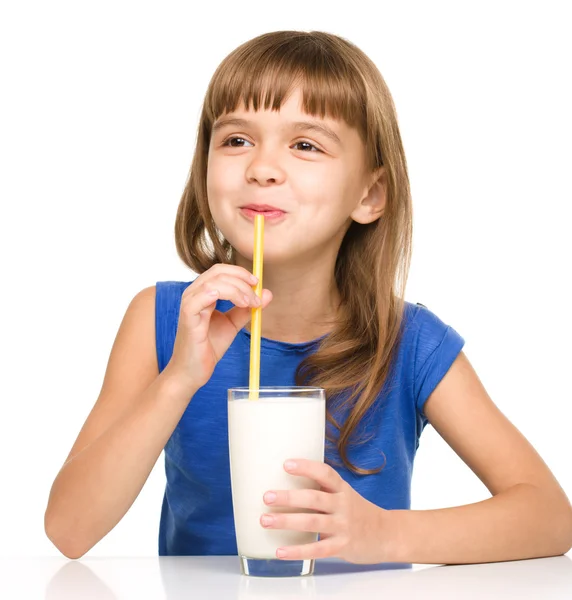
[175,31,413,476]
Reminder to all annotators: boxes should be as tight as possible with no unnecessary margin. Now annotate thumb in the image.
[225,289,273,332]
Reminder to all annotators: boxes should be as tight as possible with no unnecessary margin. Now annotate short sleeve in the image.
[413,306,465,419]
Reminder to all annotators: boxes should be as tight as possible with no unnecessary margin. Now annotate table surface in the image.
[3,555,572,599]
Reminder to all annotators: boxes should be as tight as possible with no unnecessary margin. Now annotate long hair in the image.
[174,31,413,475]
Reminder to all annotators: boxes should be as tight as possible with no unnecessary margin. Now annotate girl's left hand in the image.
[260,458,391,564]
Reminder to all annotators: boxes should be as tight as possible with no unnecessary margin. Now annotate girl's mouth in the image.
[239,207,286,221]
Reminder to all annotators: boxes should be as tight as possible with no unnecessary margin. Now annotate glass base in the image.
[239,555,315,577]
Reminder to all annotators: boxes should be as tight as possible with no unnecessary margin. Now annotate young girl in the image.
[44,30,572,565]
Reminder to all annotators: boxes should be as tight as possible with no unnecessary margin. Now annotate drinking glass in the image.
[228,386,326,577]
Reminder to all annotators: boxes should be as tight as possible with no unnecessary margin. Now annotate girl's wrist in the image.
[160,364,200,403]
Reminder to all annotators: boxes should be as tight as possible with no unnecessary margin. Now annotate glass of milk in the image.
[228,386,326,577]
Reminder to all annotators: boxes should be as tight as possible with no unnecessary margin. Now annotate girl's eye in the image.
[293,141,321,153]
[221,137,321,153]
[222,137,253,148]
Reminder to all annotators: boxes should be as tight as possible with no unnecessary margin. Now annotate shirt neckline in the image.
[239,326,329,352]
[214,298,328,351]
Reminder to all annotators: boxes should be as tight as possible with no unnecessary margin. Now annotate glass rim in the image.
[228,386,324,392]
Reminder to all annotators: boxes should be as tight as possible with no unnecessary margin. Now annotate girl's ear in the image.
[351,167,387,225]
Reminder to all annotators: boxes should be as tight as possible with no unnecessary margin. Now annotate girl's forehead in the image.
[218,105,340,124]
[216,100,346,130]
[210,84,366,145]
[215,86,338,121]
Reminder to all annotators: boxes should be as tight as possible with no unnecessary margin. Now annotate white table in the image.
[3,555,572,599]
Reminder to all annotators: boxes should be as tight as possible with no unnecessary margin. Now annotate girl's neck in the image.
[236,257,341,344]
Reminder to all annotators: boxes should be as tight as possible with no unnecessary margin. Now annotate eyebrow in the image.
[211,117,342,146]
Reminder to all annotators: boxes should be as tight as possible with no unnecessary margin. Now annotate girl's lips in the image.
[240,207,286,221]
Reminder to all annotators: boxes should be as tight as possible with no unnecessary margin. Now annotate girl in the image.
[44,30,572,564]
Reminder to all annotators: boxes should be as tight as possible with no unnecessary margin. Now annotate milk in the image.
[228,396,326,559]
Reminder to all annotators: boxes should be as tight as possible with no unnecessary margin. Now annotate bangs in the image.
[203,32,367,136]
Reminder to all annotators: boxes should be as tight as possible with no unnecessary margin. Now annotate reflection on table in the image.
[5,553,571,600]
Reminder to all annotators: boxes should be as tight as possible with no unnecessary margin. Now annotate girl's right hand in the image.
[166,264,273,391]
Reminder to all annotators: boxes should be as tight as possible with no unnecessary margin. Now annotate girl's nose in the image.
[245,152,286,185]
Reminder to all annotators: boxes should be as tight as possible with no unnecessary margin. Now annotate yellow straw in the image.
[249,214,264,400]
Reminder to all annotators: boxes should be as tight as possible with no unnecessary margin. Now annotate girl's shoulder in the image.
[400,300,466,372]
[402,300,460,342]
[154,280,194,310]
[155,280,193,295]
[401,301,466,409]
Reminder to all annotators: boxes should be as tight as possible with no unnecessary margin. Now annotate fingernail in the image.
[261,515,274,527]
[276,549,287,558]
[264,491,277,504]
[250,275,258,283]
[284,460,297,471]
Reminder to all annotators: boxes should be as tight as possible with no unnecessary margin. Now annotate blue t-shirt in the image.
[155,281,465,555]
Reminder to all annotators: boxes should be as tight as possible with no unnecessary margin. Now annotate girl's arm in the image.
[44,286,198,559]
[256,351,572,565]
[385,351,572,564]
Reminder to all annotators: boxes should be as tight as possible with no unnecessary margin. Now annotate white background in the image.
[1,0,570,558]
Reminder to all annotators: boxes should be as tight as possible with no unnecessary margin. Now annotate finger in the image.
[260,512,337,534]
[209,274,261,307]
[224,288,273,332]
[263,488,335,513]
[198,280,259,309]
[276,538,340,560]
[211,263,260,286]
[185,287,220,329]
[185,264,258,295]
[284,459,345,494]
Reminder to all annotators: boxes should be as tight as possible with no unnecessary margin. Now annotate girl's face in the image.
[206,87,378,265]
